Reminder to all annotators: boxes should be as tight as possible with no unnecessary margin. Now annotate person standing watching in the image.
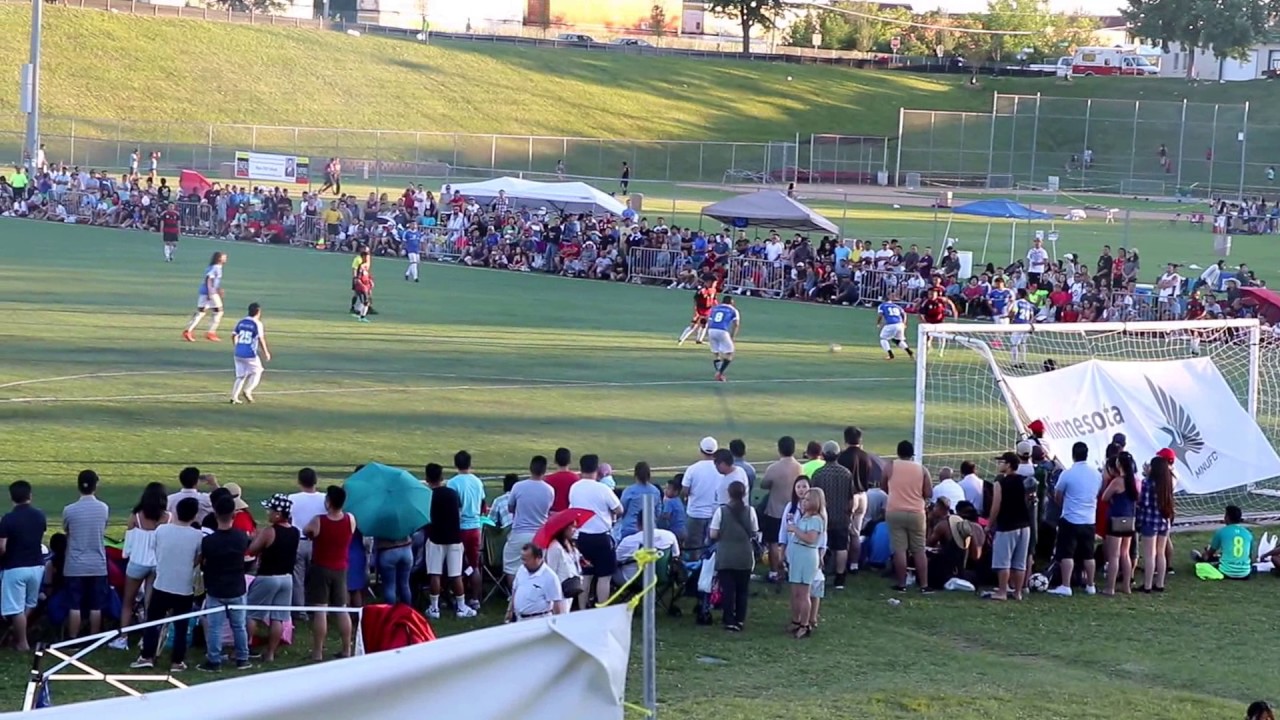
[0,481,47,652]
[503,456,555,588]
[837,426,877,575]
[246,494,300,660]
[985,452,1033,601]
[288,467,326,612]
[709,481,759,632]
[545,447,580,513]
[447,451,486,609]
[728,439,757,497]
[681,437,721,557]
[506,544,564,622]
[305,486,357,660]
[167,466,216,526]
[760,436,802,583]
[1048,442,1102,597]
[132,498,203,672]
[199,494,252,672]
[884,441,932,594]
[569,454,623,607]
[63,470,109,639]
[810,441,854,589]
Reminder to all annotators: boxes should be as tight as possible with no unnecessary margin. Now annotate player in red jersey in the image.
[919,286,958,354]
[678,279,718,346]
[160,203,181,263]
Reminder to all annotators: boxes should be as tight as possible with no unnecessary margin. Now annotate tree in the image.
[784,14,817,48]
[706,0,787,53]
[208,0,286,13]
[970,0,1097,62]
[650,4,668,39]
[1124,0,1279,78]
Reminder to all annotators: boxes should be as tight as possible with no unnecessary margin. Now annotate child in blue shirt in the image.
[658,477,687,545]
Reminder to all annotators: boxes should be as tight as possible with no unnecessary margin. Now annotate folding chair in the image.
[481,524,512,605]
[652,548,690,617]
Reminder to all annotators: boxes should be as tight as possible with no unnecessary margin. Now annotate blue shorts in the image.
[66,575,108,614]
[1,566,44,617]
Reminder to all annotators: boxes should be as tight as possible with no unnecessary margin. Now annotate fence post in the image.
[207,123,213,173]
[1128,101,1139,188]
[809,133,816,184]
[69,118,75,168]
[986,93,997,183]
[1007,96,1018,177]
[698,143,704,182]
[1208,104,1218,196]
[1028,93,1041,188]
[1081,99,1091,190]
[251,125,257,152]
[1175,98,1187,191]
[1238,100,1249,199]
[490,135,496,175]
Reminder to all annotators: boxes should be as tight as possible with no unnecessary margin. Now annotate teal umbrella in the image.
[343,462,432,540]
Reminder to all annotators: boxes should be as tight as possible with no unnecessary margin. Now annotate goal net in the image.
[915,319,1280,524]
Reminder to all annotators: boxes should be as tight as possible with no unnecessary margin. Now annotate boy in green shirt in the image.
[1194,505,1254,579]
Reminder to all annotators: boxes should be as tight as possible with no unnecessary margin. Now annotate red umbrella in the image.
[533,508,595,549]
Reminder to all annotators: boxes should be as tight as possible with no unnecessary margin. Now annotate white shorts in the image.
[995,316,1010,325]
[879,324,906,342]
[407,252,420,264]
[1011,332,1028,346]
[234,357,263,378]
[426,541,463,577]
[197,293,223,311]
[708,328,735,355]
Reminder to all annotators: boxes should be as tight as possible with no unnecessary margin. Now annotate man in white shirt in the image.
[615,514,680,584]
[1048,442,1102,597]
[713,449,748,505]
[1197,260,1223,294]
[958,461,985,516]
[932,467,966,511]
[1157,264,1183,319]
[568,454,622,606]
[506,544,564,622]
[166,466,217,524]
[288,467,328,609]
[1026,238,1049,286]
[681,437,722,555]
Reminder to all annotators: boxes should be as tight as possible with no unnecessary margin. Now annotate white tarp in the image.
[17,605,633,720]
[442,177,627,215]
[1005,358,1280,494]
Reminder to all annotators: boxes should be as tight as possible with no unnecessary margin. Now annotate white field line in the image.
[0,374,890,405]
[0,368,596,391]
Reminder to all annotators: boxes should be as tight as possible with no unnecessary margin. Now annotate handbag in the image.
[1110,516,1136,534]
[560,576,583,598]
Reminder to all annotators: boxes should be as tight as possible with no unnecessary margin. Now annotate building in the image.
[1159,39,1280,81]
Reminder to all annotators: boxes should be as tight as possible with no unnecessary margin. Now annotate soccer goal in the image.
[915,319,1280,524]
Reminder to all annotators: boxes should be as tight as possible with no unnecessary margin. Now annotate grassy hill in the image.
[0,5,1275,187]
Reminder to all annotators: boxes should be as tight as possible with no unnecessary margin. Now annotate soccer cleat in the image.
[357,317,371,323]
[715,372,725,382]
[205,332,221,342]
[230,398,242,405]
[182,330,195,342]
[243,393,255,404]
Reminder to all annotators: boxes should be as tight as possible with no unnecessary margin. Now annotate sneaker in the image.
[129,657,154,669]
[204,332,221,342]
[1047,585,1073,597]
[427,606,441,620]
[455,605,477,619]
[235,660,253,671]
[181,330,195,342]
[108,636,130,651]
[170,661,187,673]
[467,599,481,611]
[230,398,242,405]
[196,662,222,673]
[1084,585,1098,596]
[714,372,725,382]
[247,652,263,661]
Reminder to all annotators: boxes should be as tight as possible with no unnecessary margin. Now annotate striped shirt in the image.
[62,496,109,577]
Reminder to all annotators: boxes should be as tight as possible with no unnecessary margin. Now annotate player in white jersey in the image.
[182,252,227,342]
[230,303,271,404]
[876,293,914,360]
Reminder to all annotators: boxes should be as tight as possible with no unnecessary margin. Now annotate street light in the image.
[20,0,42,170]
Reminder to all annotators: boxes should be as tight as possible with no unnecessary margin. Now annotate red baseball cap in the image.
[1028,419,1046,435]
[1156,448,1177,463]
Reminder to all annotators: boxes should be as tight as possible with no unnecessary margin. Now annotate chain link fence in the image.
[897,92,1276,198]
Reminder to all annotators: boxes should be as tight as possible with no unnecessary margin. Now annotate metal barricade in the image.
[65,191,93,223]
[723,256,788,298]
[627,247,682,285]
[177,201,214,237]
[425,234,464,263]
[294,216,321,246]
[846,267,921,306]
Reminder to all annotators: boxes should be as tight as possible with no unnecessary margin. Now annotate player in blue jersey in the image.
[182,252,227,343]
[876,293,914,360]
[1008,288,1038,365]
[706,298,740,382]
[403,223,423,283]
[230,303,271,404]
[988,277,1013,324]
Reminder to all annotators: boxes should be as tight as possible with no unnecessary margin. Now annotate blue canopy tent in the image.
[943,198,1054,265]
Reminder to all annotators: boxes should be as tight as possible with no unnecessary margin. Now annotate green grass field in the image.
[1,209,1279,717]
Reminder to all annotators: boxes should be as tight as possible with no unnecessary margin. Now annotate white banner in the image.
[1005,358,1280,494]
[18,605,633,720]
[234,151,310,185]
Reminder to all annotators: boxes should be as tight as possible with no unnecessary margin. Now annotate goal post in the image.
[914,319,1280,524]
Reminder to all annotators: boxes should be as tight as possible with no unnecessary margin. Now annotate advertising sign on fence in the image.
[234,151,310,185]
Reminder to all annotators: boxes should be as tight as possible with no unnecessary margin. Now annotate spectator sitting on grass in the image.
[1192,504,1254,580]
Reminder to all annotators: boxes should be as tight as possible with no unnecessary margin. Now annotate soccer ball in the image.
[829,343,843,353]
[1028,573,1050,593]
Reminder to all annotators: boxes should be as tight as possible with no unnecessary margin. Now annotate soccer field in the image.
[1,220,1274,718]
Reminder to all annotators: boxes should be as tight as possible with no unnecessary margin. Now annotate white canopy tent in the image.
[442,177,627,215]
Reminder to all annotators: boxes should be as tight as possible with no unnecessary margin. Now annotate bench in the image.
[722,168,766,185]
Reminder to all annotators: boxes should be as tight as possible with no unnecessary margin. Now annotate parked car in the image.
[610,38,653,47]
[556,33,596,44]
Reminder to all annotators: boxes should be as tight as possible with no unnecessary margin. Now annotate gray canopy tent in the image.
[701,190,841,235]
